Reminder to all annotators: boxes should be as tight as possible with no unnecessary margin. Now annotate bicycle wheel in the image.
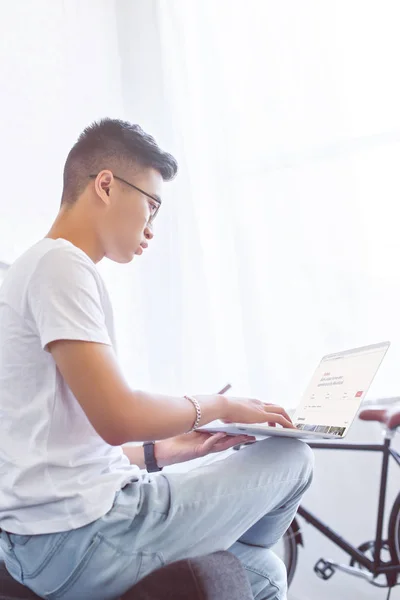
[273,520,300,587]
[388,492,400,575]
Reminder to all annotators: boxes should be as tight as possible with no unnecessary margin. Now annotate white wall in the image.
[0,0,124,263]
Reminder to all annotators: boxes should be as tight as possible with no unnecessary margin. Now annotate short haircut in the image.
[61,118,178,204]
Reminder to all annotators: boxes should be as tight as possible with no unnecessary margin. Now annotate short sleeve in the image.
[27,247,112,351]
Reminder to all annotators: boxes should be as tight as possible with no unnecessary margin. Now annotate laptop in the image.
[199,341,390,440]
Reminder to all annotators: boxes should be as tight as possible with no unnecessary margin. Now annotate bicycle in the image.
[276,401,400,599]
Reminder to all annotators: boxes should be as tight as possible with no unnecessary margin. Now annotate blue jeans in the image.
[0,437,314,600]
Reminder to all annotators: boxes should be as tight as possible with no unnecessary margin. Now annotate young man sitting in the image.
[0,119,313,600]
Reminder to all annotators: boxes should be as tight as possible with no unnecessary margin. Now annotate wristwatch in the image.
[143,441,163,472]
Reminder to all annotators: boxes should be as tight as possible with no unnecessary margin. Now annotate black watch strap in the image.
[143,441,163,472]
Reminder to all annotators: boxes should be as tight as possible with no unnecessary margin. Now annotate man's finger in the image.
[264,404,292,422]
[201,432,227,450]
[264,413,296,429]
[213,435,255,452]
[263,404,292,423]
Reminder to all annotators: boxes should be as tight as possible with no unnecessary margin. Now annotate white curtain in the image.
[110,0,400,406]
[0,265,8,288]
[2,0,400,406]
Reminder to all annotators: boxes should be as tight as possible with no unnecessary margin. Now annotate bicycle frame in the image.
[297,437,400,584]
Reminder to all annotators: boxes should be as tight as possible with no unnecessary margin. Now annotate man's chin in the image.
[105,251,136,264]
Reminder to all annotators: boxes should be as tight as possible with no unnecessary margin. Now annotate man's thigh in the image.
[2,438,311,598]
[128,437,313,564]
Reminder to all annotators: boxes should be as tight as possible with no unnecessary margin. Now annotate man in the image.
[0,119,313,600]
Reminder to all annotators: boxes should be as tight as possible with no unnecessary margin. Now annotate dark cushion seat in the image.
[0,551,253,600]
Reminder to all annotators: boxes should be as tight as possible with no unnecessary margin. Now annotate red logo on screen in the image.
[355,391,364,398]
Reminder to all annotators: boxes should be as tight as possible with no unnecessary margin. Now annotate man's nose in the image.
[144,225,154,240]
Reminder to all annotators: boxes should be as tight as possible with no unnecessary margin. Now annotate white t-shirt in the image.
[0,238,140,535]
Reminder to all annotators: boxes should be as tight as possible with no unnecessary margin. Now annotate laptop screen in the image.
[293,341,390,437]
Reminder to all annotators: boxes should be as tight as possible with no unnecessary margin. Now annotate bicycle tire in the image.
[388,491,400,573]
[282,521,300,587]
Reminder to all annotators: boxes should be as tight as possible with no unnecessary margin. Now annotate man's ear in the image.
[94,171,113,204]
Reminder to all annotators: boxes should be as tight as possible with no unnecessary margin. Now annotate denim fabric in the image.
[0,437,314,600]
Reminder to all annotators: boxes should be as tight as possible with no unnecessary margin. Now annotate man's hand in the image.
[220,397,295,429]
[154,431,256,467]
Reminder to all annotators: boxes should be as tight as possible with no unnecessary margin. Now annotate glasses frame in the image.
[89,173,161,224]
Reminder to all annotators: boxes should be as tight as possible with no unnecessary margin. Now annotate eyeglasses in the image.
[89,174,161,225]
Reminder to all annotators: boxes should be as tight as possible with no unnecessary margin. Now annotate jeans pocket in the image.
[19,532,71,579]
[44,534,143,600]
[1,531,69,583]
[45,534,103,599]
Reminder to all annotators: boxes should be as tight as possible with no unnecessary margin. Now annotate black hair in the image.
[61,118,178,204]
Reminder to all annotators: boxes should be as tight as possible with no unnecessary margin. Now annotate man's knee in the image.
[256,436,314,475]
[285,437,314,471]
[275,437,314,490]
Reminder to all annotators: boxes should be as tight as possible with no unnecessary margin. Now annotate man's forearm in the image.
[116,391,225,444]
